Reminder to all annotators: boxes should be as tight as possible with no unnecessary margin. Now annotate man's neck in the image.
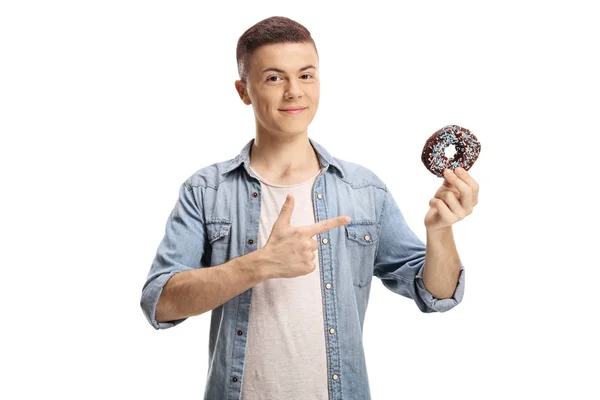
[249,132,321,185]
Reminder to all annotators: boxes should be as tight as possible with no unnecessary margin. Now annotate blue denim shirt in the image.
[141,137,465,400]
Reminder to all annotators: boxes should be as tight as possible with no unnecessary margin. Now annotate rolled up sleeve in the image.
[140,181,207,329]
[373,188,465,313]
[415,264,465,312]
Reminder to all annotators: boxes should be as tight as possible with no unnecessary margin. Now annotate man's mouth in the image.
[280,108,307,115]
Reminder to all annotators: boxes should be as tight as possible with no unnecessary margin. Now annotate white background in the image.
[1,1,599,399]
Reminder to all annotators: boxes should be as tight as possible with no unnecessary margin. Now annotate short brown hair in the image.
[236,16,318,83]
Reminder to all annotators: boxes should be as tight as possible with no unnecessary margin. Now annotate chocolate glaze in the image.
[421,125,481,177]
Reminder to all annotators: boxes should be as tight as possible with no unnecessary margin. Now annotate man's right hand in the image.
[260,194,351,279]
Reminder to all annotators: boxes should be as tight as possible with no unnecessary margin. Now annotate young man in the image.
[141,16,479,400]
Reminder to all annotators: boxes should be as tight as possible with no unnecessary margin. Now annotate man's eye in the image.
[267,74,313,82]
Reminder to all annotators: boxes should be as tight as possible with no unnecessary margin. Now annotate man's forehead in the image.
[251,43,318,71]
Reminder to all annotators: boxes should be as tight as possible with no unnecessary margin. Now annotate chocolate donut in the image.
[421,125,481,177]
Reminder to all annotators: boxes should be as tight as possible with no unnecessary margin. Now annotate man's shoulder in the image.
[182,158,235,190]
[332,157,388,191]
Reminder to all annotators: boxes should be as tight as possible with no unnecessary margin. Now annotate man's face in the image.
[235,42,320,138]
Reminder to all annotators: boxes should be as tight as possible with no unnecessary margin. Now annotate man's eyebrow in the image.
[261,65,317,74]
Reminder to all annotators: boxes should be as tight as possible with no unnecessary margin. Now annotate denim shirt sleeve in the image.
[373,188,465,313]
[140,182,207,329]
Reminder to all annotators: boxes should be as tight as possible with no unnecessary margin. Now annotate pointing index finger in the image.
[303,216,351,237]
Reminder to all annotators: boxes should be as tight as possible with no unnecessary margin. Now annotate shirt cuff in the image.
[415,264,465,313]
[140,270,187,330]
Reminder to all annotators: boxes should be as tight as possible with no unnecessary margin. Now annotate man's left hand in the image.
[424,167,479,232]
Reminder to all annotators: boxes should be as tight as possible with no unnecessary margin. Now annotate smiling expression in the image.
[235,42,320,137]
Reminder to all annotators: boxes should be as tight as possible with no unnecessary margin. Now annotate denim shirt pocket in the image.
[206,219,232,244]
[205,219,232,266]
[344,220,377,287]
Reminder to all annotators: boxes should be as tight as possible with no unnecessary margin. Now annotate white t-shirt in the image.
[240,166,329,400]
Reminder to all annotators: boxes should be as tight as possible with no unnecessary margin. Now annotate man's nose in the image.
[284,80,303,99]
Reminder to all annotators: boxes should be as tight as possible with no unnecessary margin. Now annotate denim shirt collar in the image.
[222,137,345,179]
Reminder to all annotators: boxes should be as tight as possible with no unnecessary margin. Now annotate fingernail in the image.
[456,167,464,174]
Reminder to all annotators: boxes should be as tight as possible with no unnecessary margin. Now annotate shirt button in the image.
[317,193,323,199]
[329,328,335,334]
[322,238,328,244]
[252,192,258,198]
[332,375,338,381]
[248,239,254,245]
[232,376,239,382]
[237,330,243,335]
[325,283,331,289]
[364,235,371,241]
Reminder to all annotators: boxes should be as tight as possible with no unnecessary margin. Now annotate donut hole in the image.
[444,145,457,160]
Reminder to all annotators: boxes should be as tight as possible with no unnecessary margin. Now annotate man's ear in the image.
[234,80,252,105]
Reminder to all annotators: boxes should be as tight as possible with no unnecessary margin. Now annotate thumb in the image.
[274,194,294,228]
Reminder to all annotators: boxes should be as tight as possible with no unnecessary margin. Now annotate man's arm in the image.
[142,181,279,329]
[419,166,479,300]
[143,181,351,328]
[422,227,462,299]
[155,249,273,322]
[373,187,465,313]
[140,181,215,330]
